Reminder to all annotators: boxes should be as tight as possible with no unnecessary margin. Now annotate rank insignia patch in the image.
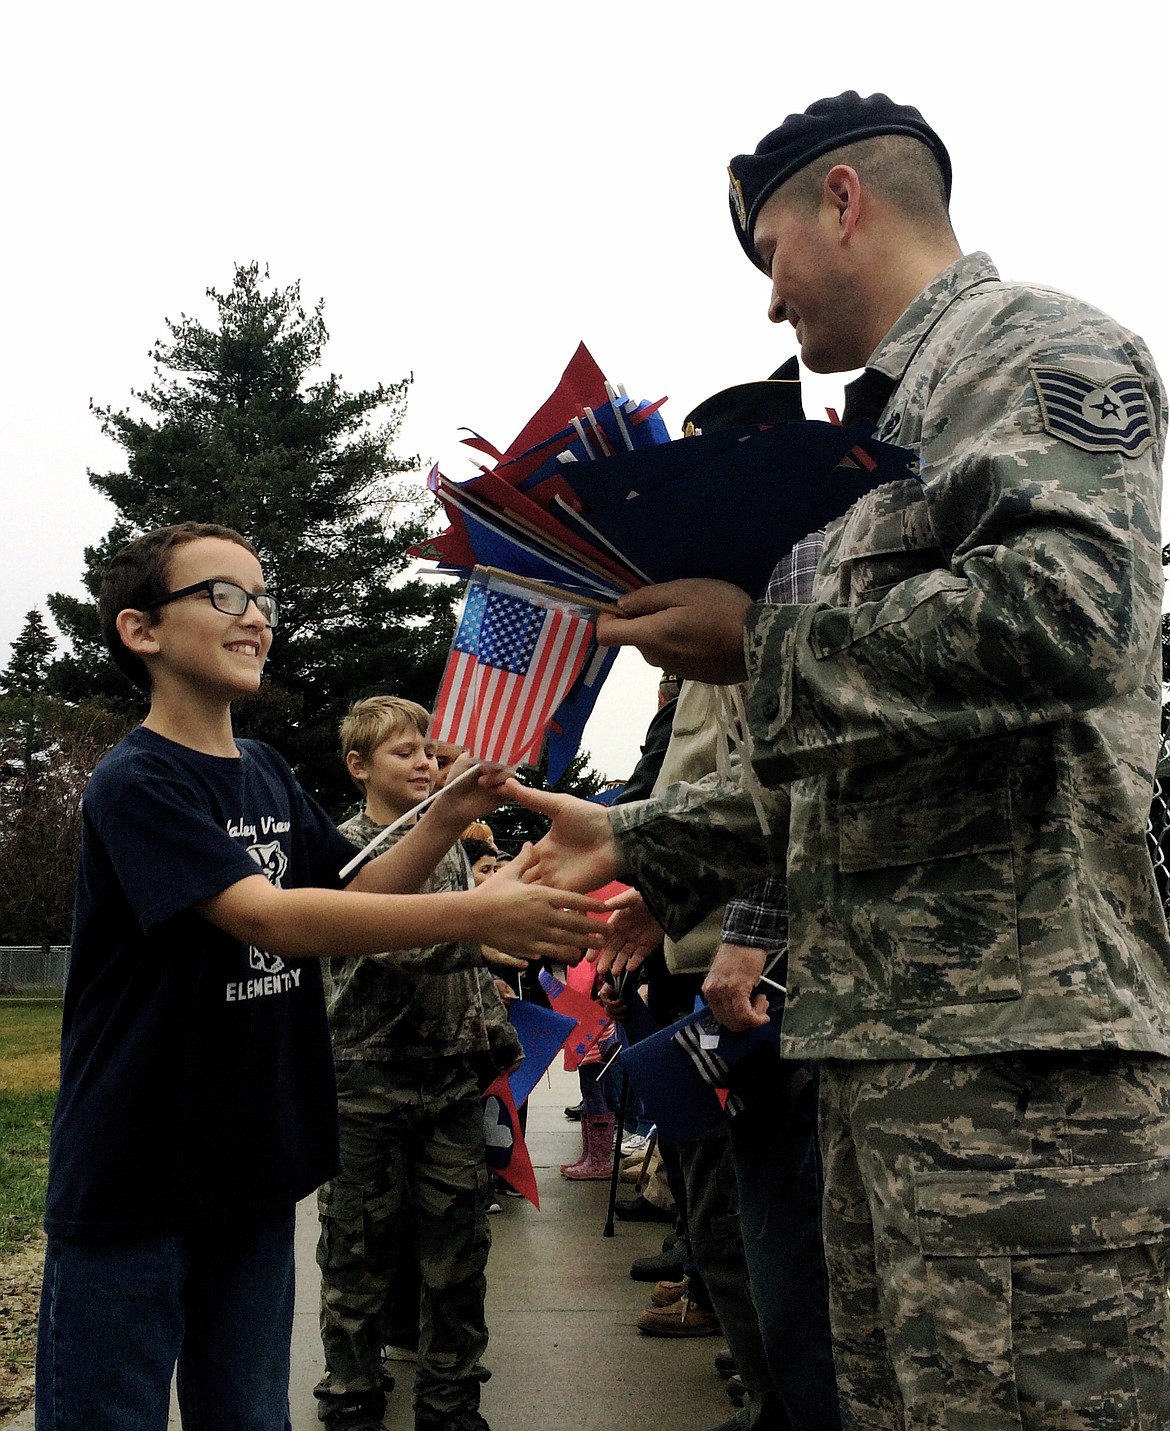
[1031,366,1154,456]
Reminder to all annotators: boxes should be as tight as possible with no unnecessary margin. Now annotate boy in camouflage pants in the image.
[315,697,521,1431]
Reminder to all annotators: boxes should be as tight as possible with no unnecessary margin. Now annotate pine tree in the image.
[0,698,128,943]
[1,609,56,698]
[47,262,456,808]
[0,614,132,940]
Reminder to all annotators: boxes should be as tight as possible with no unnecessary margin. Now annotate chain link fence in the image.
[0,946,70,994]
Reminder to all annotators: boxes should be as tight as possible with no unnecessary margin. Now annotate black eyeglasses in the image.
[152,579,280,628]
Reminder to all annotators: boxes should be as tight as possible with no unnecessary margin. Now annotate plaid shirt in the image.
[720,529,825,952]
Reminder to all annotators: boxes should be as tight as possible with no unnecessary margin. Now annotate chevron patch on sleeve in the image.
[1031,366,1154,456]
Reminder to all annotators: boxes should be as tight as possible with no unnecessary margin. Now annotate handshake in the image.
[496,779,771,1036]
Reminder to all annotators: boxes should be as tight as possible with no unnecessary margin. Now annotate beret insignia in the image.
[1031,366,1154,457]
[728,169,748,232]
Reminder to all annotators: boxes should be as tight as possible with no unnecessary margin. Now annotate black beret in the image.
[682,356,805,435]
[728,91,952,271]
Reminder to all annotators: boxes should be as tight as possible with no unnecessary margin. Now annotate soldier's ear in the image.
[823,164,862,243]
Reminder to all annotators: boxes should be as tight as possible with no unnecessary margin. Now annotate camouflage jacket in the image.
[326,811,508,1064]
[613,252,1170,1061]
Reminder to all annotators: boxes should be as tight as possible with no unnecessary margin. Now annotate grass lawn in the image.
[0,1000,59,1413]
[0,1000,61,1258]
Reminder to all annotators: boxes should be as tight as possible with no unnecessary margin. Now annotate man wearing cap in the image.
[510,92,1170,1427]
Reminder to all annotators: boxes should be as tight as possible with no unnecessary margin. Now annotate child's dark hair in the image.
[461,837,498,866]
[99,522,259,691]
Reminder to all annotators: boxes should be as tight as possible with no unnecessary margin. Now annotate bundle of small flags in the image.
[414,342,668,607]
[419,341,919,778]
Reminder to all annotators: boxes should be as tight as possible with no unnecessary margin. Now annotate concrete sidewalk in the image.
[13,1068,732,1431]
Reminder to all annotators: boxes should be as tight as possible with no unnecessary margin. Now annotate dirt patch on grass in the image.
[0,1236,42,1424]
[0,1054,58,1096]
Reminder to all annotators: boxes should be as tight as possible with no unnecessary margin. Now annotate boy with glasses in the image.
[35,521,602,1431]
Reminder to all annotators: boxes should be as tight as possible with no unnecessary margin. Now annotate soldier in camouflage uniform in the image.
[315,697,521,1431]
[510,93,1170,1429]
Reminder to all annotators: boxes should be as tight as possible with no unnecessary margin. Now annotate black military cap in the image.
[728,91,952,271]
[682,356,805,435]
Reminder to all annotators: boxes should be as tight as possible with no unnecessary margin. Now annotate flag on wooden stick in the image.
[430,570,595,766]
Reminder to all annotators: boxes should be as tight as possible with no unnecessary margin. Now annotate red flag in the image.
[500,341,609,466]
[431,572,594,765]
[537,967,612,1072]
[482,1074,539,1208]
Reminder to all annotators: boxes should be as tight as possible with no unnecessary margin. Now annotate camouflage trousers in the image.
[315,1057,490,1424]
[820,1052,1170,1431]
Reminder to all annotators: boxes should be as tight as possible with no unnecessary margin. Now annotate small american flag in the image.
[430,573,595,765]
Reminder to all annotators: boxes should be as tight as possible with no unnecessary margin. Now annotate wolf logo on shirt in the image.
[248,840,289,887]
[244,840,290,978]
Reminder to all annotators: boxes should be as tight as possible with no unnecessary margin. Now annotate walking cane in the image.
[603,1068,630,1237]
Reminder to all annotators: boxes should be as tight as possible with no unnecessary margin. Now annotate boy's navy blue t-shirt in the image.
[45,726,357,1240]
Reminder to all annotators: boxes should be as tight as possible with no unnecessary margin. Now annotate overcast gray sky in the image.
[3,0,1165,780]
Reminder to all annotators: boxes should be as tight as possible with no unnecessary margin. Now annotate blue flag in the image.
[621,1005,781,1144]
[508,999,579,1107]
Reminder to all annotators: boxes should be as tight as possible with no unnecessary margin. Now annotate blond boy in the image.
[315,697,518,1431]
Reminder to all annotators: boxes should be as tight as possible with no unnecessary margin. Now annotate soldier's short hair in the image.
[99,522,259,692]
[782,133,951,230]
[340,695,431,788]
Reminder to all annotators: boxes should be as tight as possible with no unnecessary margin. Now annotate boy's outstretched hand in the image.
[483,944,528,972]
[429,754,511,827]
[501,780,619,893]
[469,846,606,963]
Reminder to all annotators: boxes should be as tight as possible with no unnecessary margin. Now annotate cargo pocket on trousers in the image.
[316,1181,371,1274]
[914,1159,1170,1430]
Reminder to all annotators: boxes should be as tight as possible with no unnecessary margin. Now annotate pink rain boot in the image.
[559,1111,595,1176]
[561,1113,615,1180]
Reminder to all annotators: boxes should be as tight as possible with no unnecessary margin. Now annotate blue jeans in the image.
[729,1058,841,1431]
[679,1122,773,1392]
[35,1208,296,1431]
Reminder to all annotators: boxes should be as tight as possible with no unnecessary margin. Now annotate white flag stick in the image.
[759,949,788,996]
[598,1043,623,1079]
[605,381,635,451]
[338,762,485,880]
[583,406,613,457]
[570,415,597,459]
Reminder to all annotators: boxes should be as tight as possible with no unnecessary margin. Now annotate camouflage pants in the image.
[315,1057,490,1423]
[820,1052,1170,1431]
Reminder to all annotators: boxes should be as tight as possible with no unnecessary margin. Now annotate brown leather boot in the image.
[637,1294,721,1337]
